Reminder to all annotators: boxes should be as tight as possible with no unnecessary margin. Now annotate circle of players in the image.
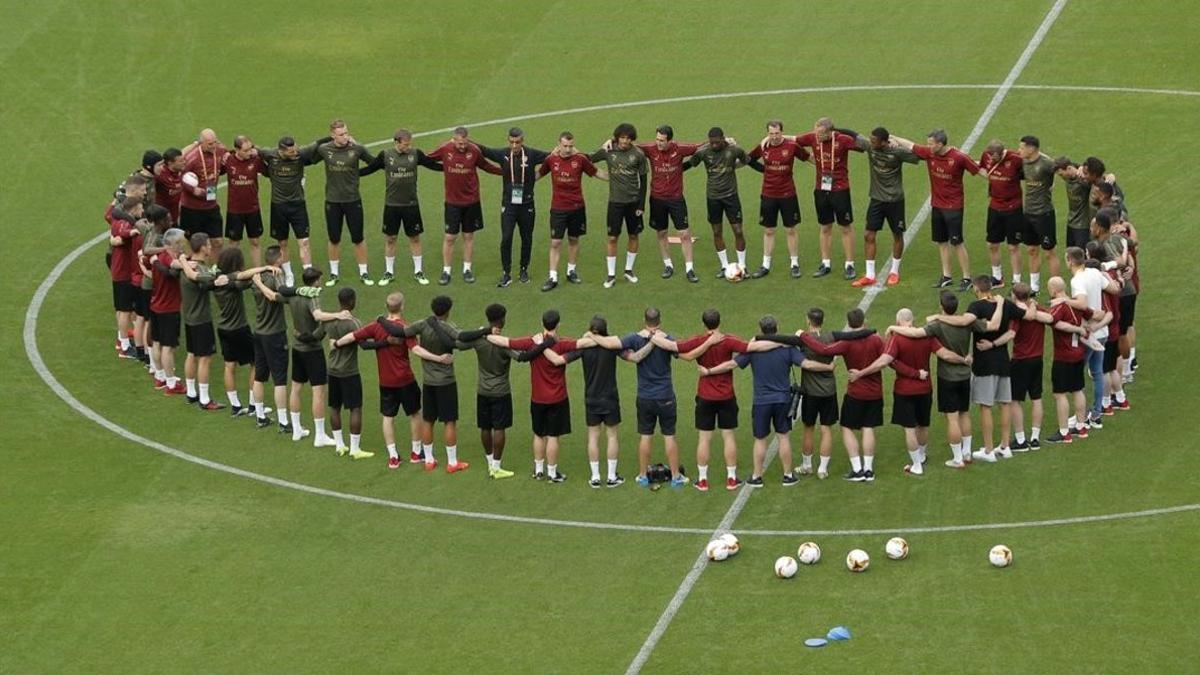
[103,117,1141,489]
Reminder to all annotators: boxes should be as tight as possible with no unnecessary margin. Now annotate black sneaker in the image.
[790,263,801,278]
[812,263,832,278]
[1044,431,1071,444]
[606,475,625,488]
[1087,414,1103,430]
[438,270,451,286]
[566,269,581,284]
[463,268,476,284]
[497,272,512,288]
[255,416,271,429]
[623,269,639,283]
[991,277,1005,289]
[519,267,530,283]
[749,266,770,279]
[589,478,602,489]
[230,405,248,418]
[746,476,765,488]
[549,471,567,483]
[715,267,727,280]
[843,469,866,482]
[603,275,617,289]
[532,470,546,481]
[685,269,699,283]
[186,395,199,405]
[932,275,952,289]
[1131,357,1138,371]
[279,422,294,435]
[1029,438,1041,450]
[541,277,558,292]
[957,277,972,292]
[843,264,856,280]
[1011,439,1029,451]
[413,270,430,286]
[781,473,799,487]
[862,469,875,483]
[661,265,674,279]
[378,272,395,286]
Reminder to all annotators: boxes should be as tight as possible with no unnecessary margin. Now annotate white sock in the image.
[315,417,326,438]
[302,263,312,270]
[333,428,345,447]
[276,408,288,424]
[386,443,398,459]
[845,260,854,270]
[890,257,902,274]
[850,455,863,472]
[1102,395,1111,408]
[818,455,830,473]
[822,258,832,268]
[186,379,197,397]
[198,383,210,405]
[463,261,472,273]
[662,257,673,268]
[625,251,636,271]
[413,255,423,273]
[590,461,601,481]
[566,262,577,274]
[385,256,395,274]
[226,390,241,408]
[549,269,559,281]
[423,442,435,464]
[606,256,616,276]
[736,249,746,268]
[1130,347,1137,362]
[1012,272,1021,284]
[330,260,340,276]
[726,465,737,479]
[865,259,876,279]
[1115,390,1126,403]
[1068,416,1077,429]
[548,463,558,477]
[254,400,265,418]
[962,435,973,455]
[762,255,772,270]
[790,255,799,267]
[535,459,545,475]
[446,444,458,465]
[864,455,875,471]
[1030,272,1040,291]
[1031,426,1041,441]
[148,350,159,372]
[155,368,165,381]
[290,411,301,429]
[607,459,618,480]
[908,449,922,465]
[717,249,729,268]
[350,434,361,452]
[698,465,709,481]
[119,336,131,350]
[441,265,451,275]
[991,265,1002,280]
[357,263,368,276]
[412,440,422,457]
[282,261,295,285]
[951,442,962,462]
[684,261,694,272]
[800,454,812,469]
[166,375,178,388]
[1015,431,1026,444]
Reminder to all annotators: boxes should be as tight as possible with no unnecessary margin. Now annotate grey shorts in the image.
[971,375,1012,407]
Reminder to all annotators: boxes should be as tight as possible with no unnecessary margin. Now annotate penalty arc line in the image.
[629,1,1073,672]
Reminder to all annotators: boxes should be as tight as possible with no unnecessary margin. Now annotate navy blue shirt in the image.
[621,333,676,400]
[734,347,806,405]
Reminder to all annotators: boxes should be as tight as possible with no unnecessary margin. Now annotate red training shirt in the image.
[674,333,749,401]
[352,320,418,387]
[510,336,578,404]
[154,165,182,222]
[179,146,229,211]
[801,333,885,400]
[794,132,860,192]
[107,207,137,282]
[884,334,939,396]
[979,149,1023,212]
[538,154,597,211]
[425,142,502,206]
[1050,303,1089,363]
[748,140,811,198]
[637,142,701,201]
[1011,307,1048,360]
[913,145,980,210]
[150,251,181,313]
[225,153,267,214]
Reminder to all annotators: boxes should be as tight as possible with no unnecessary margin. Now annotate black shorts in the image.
[695,396,738,431]
[759,195,800,228]
[649,197,689,231]
[1103,340,1120,373]
[421,382,459,423]
[865,199,906,234]
[936,378,972,413]
[813,189,853,226]
[112,280,135,312]
[706,195,743,225]
[380,382,421,418]
[476,393,514,430]
[325,200,365,245]
[751,402,791,439]
[445,202,484,235]
[636,397,677,436]
[606,201,644,237]
[134,287,151,318]
[531,399,571,437]
[841,395,883,430]
[180,206,223,239]
[290,348,327,386]
[549,208,587,239]
[1051,360,1085,394]
[891,392,933,429]
[986,207,1024,245]
[585,401,621,427]
[152,311,181,348]
[383,204,424,238]
[218,325,255,365]
[269,200,310,240]
[184,321,216,357]
[328,373,364,410]
[1119,294,1136,332]
[1009,357,1044,401]
[800,394,839,427]
[1024,211,1057,250]
[931,208,965,245]
[253,331,289,386]
[1065,227,1090,249]
[225,211,264,241]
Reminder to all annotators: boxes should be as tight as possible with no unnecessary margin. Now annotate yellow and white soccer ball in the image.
[181,171,200,188]
[797,541,821,565]
[989,544,1013,568]
[724,263,745,283]
[705,539,731,562]
[885,537,910,560]
[846,548,870,572]
[718,533,740,555]
[774,556,798,579]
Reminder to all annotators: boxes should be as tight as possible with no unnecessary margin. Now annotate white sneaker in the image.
[313,434,337,448]
[799,465,813,476]
[292,427,311,442]
[971,449,997,463]
[944,459,965,469]
[904,463,924,476]
[817,470,829,480]
[996,446,1014,459]
[603,275,617,289]
[623,270,639,283]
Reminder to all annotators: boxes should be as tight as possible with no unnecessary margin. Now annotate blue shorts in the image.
[751,402,792,439]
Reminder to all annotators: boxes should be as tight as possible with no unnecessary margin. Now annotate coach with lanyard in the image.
[478,128,551,288]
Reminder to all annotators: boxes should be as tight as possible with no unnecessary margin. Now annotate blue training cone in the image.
[826,626,851,641]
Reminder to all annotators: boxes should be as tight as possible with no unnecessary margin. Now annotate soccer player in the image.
[249,247,293,431]
[650,309,748,491]
[846,126,919,287]
[223,135,268,267]
[259,135,327,286]
[178,233,226,411]
[979,139,1024,287]
[1082,157,1128,219]
[1006,283,1048,451]
[747,120,809,280]
[636,125,701,282]
[213,246,278,417]
[425,126,503,286]
[141,206,173,383]
[792,118,863,279]
[1018,135,1059,286]
[112,151,160,210]
[150,228,188,395]
[1087,239,1129,415]
[401,295,471,473]
[107,197,143,360]
[587,123,649,288]
[154,148,187,224]
[855,308,972,475]
[795,309,839,478]
[315,119,376,286]
[478,127,551,287]
[1054,156,1094,250]
[892,130,982,291]
[1112,213,1140,380]
[332,292,432,469]
[1043,276,1093,443]
[888,292,976,468]
[321,288,374,460]
[684,127,749,276]
[455,304,520,478]
[1063,245,1121,428]
[1094,208,1139,385]
[179,129,228,252]
[537,132,607,291]
[359,128,442,286]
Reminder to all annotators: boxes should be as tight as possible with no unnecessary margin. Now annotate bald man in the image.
[180,129,229,250]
